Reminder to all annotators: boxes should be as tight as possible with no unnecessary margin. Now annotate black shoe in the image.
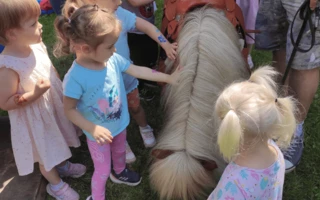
[110,168,142,186]
[139,88,155,101]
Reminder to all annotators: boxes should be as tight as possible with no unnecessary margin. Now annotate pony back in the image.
[150,7,249,200]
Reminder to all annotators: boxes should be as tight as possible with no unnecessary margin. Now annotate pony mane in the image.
[150,7,250,200]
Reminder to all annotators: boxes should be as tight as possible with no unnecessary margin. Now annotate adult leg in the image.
[272,49,290,86]
[281,0,320,172]
[289,68,319,122]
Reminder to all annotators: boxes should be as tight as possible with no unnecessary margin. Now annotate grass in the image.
[1,1,320,200]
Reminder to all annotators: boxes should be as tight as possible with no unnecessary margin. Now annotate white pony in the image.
[150,7,250,200]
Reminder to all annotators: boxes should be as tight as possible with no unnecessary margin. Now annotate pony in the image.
[149,7,250,200]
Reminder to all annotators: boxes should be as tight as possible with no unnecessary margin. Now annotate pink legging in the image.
[87,130,126,200]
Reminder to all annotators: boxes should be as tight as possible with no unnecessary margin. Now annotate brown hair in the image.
[54,4,121,57]
[0,0,41,45]
[62,0,88,18]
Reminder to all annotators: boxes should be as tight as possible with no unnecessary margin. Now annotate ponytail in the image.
[53,15,73,57]
[274,97,297,148]
[249,66,279,94]
[217,109,242,161]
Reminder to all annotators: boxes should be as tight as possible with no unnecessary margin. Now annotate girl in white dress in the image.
[0,0,86,199]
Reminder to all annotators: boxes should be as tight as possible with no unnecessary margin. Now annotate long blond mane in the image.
[150,7,250,200]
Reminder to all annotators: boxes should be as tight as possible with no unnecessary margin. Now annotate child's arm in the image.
[125,64,181,85]
[135,18,178,60]
[127,0,154,7]
[64,96,113,145]
[0,68,50,111]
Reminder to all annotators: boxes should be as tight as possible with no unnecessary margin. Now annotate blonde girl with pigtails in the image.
[208,66,297,200]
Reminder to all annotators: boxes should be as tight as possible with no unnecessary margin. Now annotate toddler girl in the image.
[0,0,86,199]
[54,4,179,200]
[62,0,178,163]
[208,66,296,199]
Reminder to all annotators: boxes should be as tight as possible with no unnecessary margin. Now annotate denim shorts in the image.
[255,0,320,70]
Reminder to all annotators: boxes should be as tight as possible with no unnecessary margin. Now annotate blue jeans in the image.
[49,0,65,15]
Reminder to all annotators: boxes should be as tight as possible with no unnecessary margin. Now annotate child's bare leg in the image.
[39,164,61,185]
[129,105,147,127]
[41,163,80,199]
[125,89,155,164]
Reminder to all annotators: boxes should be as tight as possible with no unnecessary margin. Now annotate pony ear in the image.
[151,149,174,159]
[199,159,218,171]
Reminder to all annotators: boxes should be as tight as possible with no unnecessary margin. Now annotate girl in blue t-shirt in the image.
[54,5,180,200]
[62,0,178,164]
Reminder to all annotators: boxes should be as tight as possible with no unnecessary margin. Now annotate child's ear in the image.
[5,29,17,42]
[81,44,92,54]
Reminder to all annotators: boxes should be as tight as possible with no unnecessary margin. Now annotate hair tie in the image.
[275,98,278,103]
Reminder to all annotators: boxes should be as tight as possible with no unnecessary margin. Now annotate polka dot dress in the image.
[0,43,80,176]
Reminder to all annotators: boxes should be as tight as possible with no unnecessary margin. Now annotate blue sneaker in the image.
[110,168,141,186]
[283,127,304,173]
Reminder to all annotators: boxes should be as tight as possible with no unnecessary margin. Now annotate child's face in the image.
[90,0,122,12]
[10,16,43,46]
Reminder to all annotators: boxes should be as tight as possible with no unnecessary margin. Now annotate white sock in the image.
[50,179,64,191]
[139,125,150,130]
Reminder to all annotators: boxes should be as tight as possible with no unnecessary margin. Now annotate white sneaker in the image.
[126,141,136,163]
[139,125,156,148]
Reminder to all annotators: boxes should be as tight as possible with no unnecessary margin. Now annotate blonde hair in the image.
[0,0,41,45]
[149,7,249,200]
[54,4,121,57]
[215,66,297,161]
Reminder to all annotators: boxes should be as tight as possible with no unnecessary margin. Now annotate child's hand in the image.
[168,65,183,85]
[164,42,178,60]
[91,125,113,145]
[34,78,51,96]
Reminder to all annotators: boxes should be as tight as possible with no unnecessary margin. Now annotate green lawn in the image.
[2,2,320,200]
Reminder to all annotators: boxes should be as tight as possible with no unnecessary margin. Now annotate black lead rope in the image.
[282,0,319,84]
